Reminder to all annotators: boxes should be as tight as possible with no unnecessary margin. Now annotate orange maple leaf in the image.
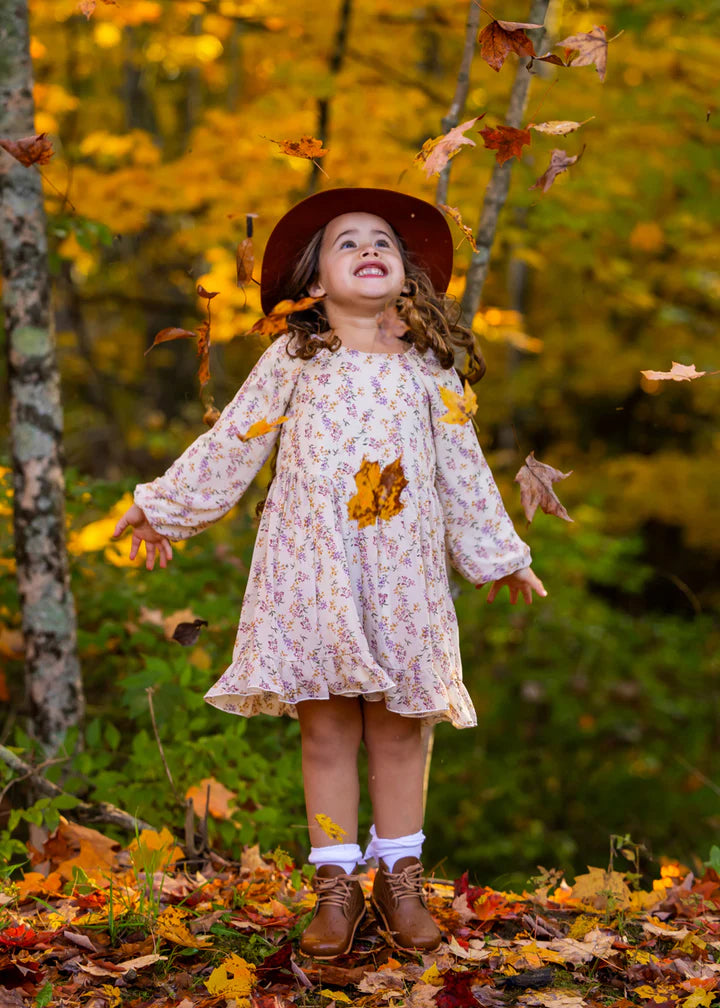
[347,457,408,529]
[414,117,482,179]
[376,305,408,341]
[478,20,542,72]
[249,295,323,338]
[439,204,478,251]
[0,133,54,167]
[640,362,709,382]
[238,416,288,442]
[558,25,608,82]
[479,125,531,165]
[272,135,328,160]
[236,237,254,286]
[529,147,584,193]
[515,452,573,523]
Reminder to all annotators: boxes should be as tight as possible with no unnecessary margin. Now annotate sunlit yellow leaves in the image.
[128,827,184,873]
[314,814,347,841]
[68,492,160,568]
[439,382,478,425]
[79,130,161,168]
[238,416,288,441]
[205,954,256,1000]
[93,20,122,47]
[347,457,408,529]
[144,34,224,71]
[156,907,213,949]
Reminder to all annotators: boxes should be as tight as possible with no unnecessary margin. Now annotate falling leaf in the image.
[185,777,237,819]
[439,204,478,251]
[157,907,213,949]
[78,0,117,18]
[376,305,409,341]
[197,285,219,300]
[515,452,573,523]
[205,954,257,998]
[0,133,54,166]
[640,362,708,382]
[529,148,583,193]
[478,20,542,72]
[314,813,348,841]
[196,319,211,387]
[529,118,594,136]
[347,457,408,529]
[172,618,208,645]
[439,382,478,425]
[558,25,608,82]
[144,327,197,355]
[249,295,323,338]
[238,416,289,441]
[479,124,532,165]
[272,135,328,160]
[203,401,221,427]
[414,117,483,178]
[237,237,254,286]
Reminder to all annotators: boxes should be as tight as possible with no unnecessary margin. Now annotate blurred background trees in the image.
[1,0,719,881]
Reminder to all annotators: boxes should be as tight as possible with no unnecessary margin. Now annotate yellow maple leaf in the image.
[156,906,213,949]
[205,954,257,999]
[314,813,347,841]
[320,991,352,1003]
[238,415,288,441]
[439,381,478,425]
[347,457,408,528]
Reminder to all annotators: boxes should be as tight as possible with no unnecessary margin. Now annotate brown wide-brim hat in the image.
[260,187,453,315]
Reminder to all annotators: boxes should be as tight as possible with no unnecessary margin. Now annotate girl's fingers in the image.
[112,516,126,538]
[145,542,156,571]
[129,534,141,561]
[486,583,498,603]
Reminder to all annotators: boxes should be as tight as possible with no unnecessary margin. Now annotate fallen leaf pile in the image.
[1,822,718,1008]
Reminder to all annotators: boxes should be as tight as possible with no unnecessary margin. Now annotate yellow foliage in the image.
[205,953,256,1000]
[156,906,213,949]
[128,826,184,872]
[93,20,122,47]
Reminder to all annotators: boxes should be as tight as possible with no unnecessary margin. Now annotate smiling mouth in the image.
[354,264,388,277]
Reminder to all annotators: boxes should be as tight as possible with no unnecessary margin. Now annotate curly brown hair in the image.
[275,223,486,384]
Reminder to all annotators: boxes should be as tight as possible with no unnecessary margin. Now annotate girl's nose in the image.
[360,246,380,257]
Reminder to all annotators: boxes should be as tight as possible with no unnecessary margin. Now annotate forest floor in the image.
[0,821,718,1008]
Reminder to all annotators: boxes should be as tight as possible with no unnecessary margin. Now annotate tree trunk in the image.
[0,0,84,754]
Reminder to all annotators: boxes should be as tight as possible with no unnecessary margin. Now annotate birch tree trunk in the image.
[0,0,84,754]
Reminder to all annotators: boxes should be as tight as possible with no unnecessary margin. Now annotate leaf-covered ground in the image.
[1,822,719,1008]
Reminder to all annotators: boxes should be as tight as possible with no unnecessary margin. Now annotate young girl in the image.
[113,187,545,959]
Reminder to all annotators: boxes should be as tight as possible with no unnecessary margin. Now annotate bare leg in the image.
[362,699,424,837]
[297,695,363,848]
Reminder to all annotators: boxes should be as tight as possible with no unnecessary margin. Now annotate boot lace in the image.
[385,863,426,904]
[314,873,358,911]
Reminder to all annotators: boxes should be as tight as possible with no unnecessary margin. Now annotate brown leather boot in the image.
[299,865,366,959]
[371,856,442,951]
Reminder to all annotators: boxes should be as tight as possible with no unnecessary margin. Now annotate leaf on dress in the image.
[314,814,348,841]
[347,457,408,529]
[439,382,478,425]
[238,416,288,441]
[515,452,573,523]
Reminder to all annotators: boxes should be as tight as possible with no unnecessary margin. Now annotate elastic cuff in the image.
[308,843,364,866]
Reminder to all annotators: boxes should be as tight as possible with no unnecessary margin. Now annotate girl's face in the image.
[308,212,405,311]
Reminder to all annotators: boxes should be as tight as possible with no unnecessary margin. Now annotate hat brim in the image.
[260,187,453,315]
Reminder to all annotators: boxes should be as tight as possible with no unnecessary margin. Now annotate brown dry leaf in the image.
[196,319,210,387]
[529,118,594,136]
[203,401,221,427]
[414,117,482,178]
[641,362,708,382]
[376,304,409,341]
[185,777,237,820]
[238,416,289,441]
[0,133,54,166]
[529,147,583,193]
[237,237,255,286]
[144,327,197,356]
[197,284,219,300]
[479,124,532,165]
[478,20,542,72]
[162,608,200,640]
[439,382,478,425]
[518,991,587,1008]
[438,204,478,251]
[515,451,572,523]
[558,25,608,82]
[157,907,213,949]
[172,618,208,646]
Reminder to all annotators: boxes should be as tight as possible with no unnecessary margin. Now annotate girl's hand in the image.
[484,566,547,605]
[112,503,173,571]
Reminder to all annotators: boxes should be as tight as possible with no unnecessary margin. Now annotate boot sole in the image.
[370,898,441,953]
[300,907,366,960]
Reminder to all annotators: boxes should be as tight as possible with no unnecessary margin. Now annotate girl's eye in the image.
[339,239,356,249]
[376,238,391,247]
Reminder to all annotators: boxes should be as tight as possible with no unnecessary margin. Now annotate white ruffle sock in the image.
[364,824,425,872]
[308,843,364,874]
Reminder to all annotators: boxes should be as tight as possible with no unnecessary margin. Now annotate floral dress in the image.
[134,334,531,728]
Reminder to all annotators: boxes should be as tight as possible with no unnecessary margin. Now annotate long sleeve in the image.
[422,354,531,585]
[134,334,303,540]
